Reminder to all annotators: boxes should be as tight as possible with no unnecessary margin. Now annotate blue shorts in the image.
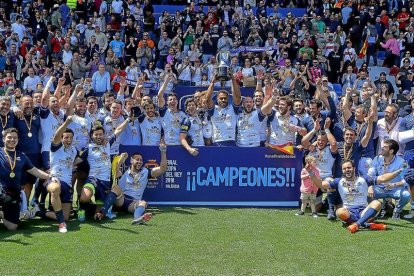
[347,205,366,222]
[46,179,73,203]
[120,194,136,212]
[41,151,50,169]
[1,199,21,225]
[22,154,42,184]
[84,177,111,202]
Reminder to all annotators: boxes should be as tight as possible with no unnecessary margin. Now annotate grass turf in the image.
[1,208,414,275]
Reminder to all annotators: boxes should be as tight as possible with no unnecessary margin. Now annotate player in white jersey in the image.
[103,142,168,225]
[261,94,307,148]
[253,90,270,146]
[236,97,267,147]
[138,101,162,146]
[302,118,339,219]
[85,96,100,125]
[68,97,92,151]
[312,160,404,233]
[180,98,205,156]
[47,116,83,233]
[158,76,186,146]
[78,118,129,221]
[101,99,125,156]
[374,103,403,155]
[206,73,242,146]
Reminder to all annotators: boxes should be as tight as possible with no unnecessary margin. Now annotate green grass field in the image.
[1,208,414,276]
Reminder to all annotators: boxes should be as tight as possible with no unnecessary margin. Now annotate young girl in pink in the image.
[296,155,319,217]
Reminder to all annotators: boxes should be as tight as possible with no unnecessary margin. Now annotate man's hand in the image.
[188,147,199,156]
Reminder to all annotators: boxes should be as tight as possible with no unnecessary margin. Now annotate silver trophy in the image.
[216,51,231,81]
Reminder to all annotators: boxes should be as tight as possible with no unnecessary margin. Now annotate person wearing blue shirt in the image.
[311,159,403,234]
[367,139,411,220]
[109,32,125,59]
[0,128,48,231]
[92,63,111,96]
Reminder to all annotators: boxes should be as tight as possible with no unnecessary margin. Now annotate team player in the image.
[206,73,242,146]
[104,142,168,225]
[367,139,411,220]
[0,128,49,230]
[101,99,125,156]
[137,101,163,146]
[262,94,307,148]
[158,76,186,146]
[14,95,42,207]
[311,159,403,233]
[302,118,339,218]
[180,97,205,156]
[78,118,129,220]
[236,96,267,147]
[0,96,15,147]
[47,116,83,233]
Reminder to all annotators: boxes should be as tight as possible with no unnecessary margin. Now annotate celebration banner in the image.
[119,145,302,207]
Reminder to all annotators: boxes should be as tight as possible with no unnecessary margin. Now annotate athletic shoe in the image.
[78,209,85,222]
[377,208,386,218]
[392,211,401,220]
[404,210,414,219]
[58,223,68,233]
[369,223,387,231]
[131,212,153,225]
[29,204,40,218]
[327,211,336,220]
[311,212,318,218]
[347,223,359,234]
[295,211,305,216]
[19,210,31,220]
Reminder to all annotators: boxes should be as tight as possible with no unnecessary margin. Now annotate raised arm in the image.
[113,117,130,137]
[41,76,55,108]
[342,87,353,122]
[151,142,168,178]
[361,109,374,148]
[157,75,172,108]
[115,152,128,179]
[206,74,217,109]
[230,72,241,106]
[52,116,73,145]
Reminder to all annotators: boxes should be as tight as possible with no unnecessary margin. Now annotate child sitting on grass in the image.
[296,155,319,217]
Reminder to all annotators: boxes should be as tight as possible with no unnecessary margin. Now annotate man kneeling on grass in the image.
[309,159,406,233]
[99,142,167,225]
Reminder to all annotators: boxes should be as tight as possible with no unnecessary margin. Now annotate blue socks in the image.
[357,207,377,227]
[102,192,117,215]
[55,210,65,224]
[134,206,145,219]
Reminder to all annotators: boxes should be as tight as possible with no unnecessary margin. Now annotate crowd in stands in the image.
[1,0,414,233]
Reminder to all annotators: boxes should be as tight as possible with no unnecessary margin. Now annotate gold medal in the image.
[23,114,33,137]
[1,130,4,136]
[0,114,7,136]
[4,148,17,179]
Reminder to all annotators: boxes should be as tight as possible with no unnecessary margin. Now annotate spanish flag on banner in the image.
[359,38,368,59]
[269,143,295,155]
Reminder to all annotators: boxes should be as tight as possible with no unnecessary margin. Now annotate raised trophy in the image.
[216,51,231,81]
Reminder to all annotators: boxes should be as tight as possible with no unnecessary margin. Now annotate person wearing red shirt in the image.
[51,30,65,59]
[380,10,390,28]
[397,8,410,30]
[110,65,126,93]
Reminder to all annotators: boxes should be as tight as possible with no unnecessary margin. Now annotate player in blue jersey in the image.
[104,142,167,225]
[0,128,49,230]
[311,159,405,233]
[367,139,411,220]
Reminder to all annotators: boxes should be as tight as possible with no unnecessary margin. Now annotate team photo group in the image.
[1,0,414,234]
